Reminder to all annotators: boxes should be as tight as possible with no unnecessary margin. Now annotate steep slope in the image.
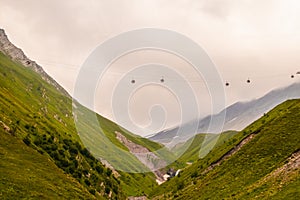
[150,82,300,145]
[151,99,300,199]
[0,29,68,96]
[170,131,237,168]
[0,51,125,199]
[0,129,97,199]
[0,29,174,198]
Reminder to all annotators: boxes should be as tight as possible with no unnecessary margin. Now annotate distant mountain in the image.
[149,82,300,145]
[150,99,300,199]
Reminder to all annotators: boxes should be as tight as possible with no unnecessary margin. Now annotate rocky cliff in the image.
[0,29,69,96]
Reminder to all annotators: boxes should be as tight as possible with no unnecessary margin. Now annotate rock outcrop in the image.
[0,29,69,96]
[115,131,166,182]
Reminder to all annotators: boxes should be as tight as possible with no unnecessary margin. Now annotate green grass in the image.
[0,52,126,199]
[2,49,299,199]
[0,129,97,199]
[0,51,168,197]
[150,99,300,199]
[74,105,175,173]
[170,131,238,168]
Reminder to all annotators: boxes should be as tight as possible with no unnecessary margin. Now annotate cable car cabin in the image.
[247,79,251,83]
[131,79,135,84]
[225,82,230,86]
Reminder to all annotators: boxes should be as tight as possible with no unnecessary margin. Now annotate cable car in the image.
[131,79,135,84]
[247,79,251,83]
[225,82,230,86]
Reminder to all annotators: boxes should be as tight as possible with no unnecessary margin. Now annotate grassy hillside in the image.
[170,131,238,168]
[0,51,171,197]
[150,99,300,199]
[0,52,127,199]
[74,103,175,173]
[0,129,97,199]
[2,42,299,199]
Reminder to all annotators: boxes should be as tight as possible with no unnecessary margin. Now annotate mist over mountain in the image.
[1,24,299,200]
[0,28,172,198]
[149,82,300,145]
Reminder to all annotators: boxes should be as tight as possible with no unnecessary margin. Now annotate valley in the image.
[0,28,299,199]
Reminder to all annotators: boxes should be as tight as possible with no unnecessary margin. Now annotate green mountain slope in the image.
[0,51,126,199]
[0,129,97,199]
[171,131,238,168]
[0,47,170,197]
[151,99,300,199]
[74,102,175,173]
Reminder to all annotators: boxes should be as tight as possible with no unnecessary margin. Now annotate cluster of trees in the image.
[22,123,122,198]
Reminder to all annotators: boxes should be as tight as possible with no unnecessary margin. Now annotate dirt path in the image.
[202,133,257,174]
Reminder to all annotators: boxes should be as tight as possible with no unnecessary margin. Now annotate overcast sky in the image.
[1,0,300,136]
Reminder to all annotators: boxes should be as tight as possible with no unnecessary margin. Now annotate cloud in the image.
[199,0,234,19]
[1,0,300,135]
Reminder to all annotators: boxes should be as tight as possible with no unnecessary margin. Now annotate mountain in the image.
[170,130,238,168]
[0,29,173,198]
[0,29,68,96]
[0,30,126,199]
[2,27,298,199]
[150,99,300,199]
[149,82,300,145]
[0,128,97,199]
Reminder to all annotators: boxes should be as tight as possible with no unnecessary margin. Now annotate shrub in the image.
[105,187,110,195]
[106,169,112,177]
[191,171,198,178]
[96,165,103,173]
[177,181,184,190]
[84,179,91,186]
[23,137,31,146]
[69,145,78,155]
[89,189,96,195]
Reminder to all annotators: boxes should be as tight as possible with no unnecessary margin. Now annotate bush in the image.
[191,171,198,178]
[50,151,60,160]
[106,169,112,177]
[112,185,118,194]
[89,189,96,195]
[83,169,89,175]
[67,166,75,174]
[33,138,42,146]
[73,170,82,179]
[177,181,184,190]
[69,145,78,155]
[84,179,91,186]
[24,124,30,130]
[23,137,31,146]
[95,165,103,173]
[75,141,82,151]
[105,187,110,195]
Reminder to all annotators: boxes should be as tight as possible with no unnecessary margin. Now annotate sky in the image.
[1,0,300,136]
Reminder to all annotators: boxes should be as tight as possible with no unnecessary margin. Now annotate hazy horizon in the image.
[1,0,300,136]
